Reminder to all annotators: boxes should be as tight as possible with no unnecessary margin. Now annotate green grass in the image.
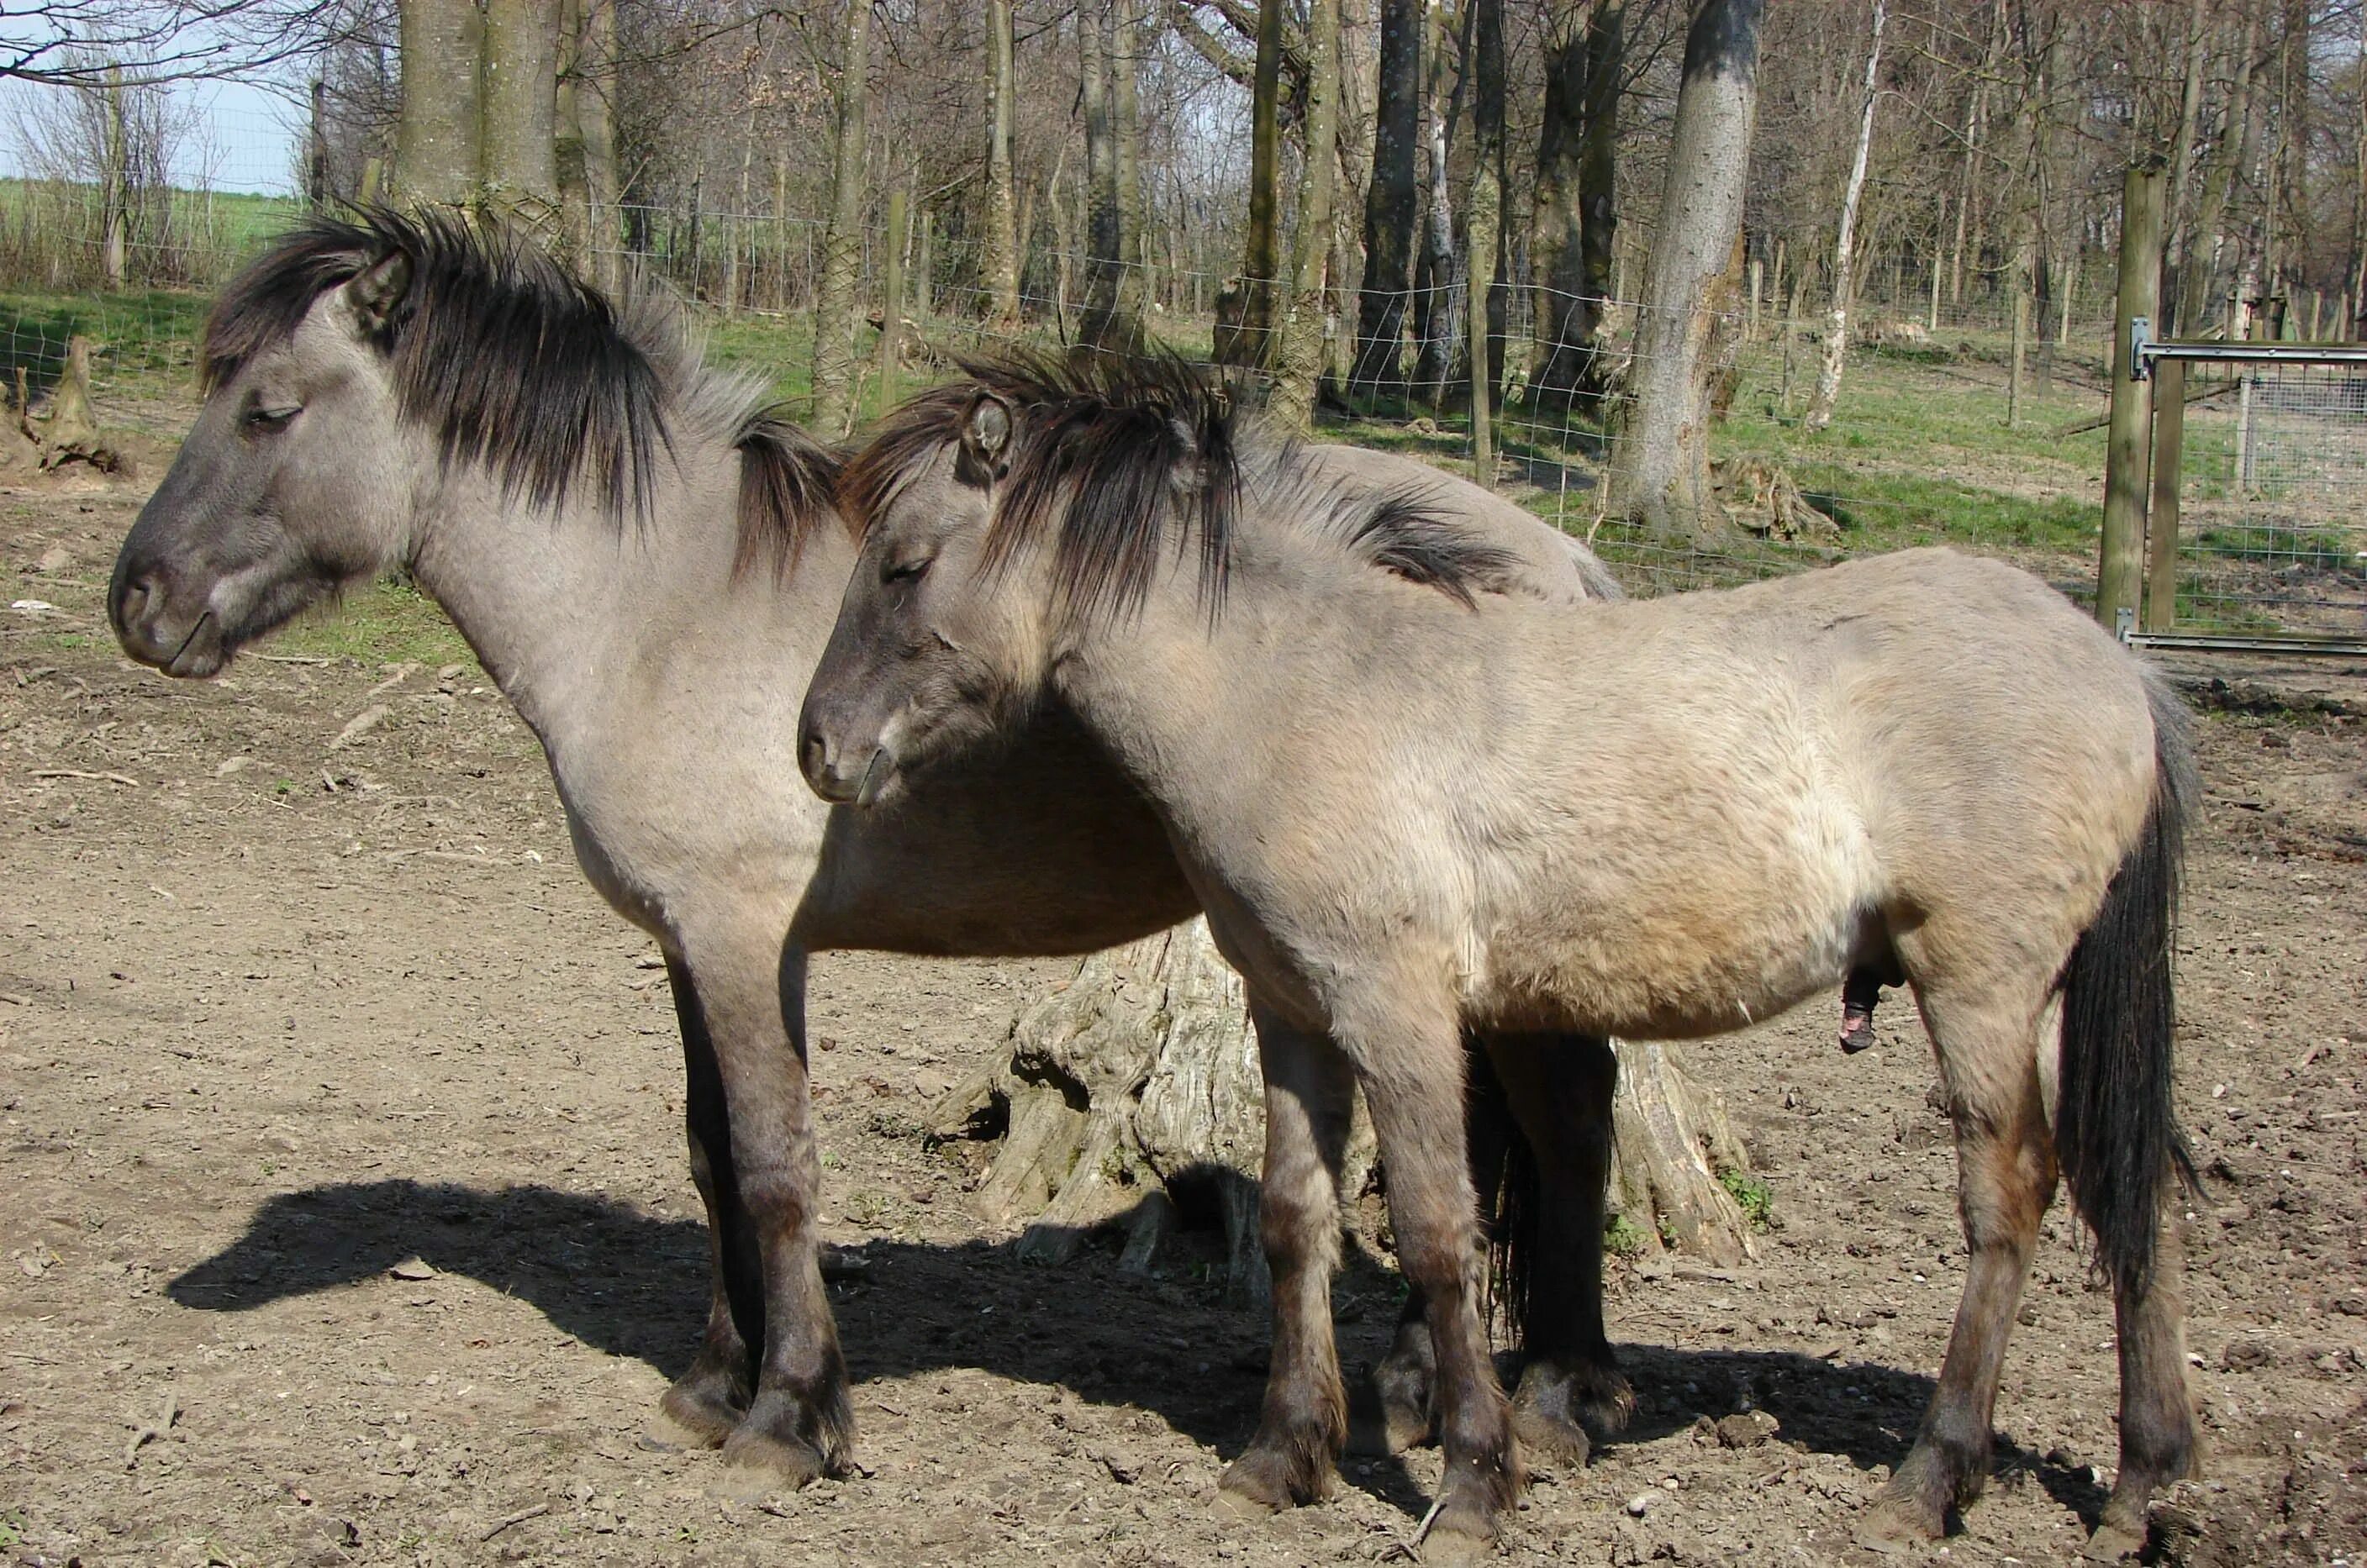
[274,579,476,669]
[1717,1169,1775,1232]
[1602,1213,1649,1259]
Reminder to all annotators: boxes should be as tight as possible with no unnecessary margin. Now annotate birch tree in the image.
[1803,0,1884,434]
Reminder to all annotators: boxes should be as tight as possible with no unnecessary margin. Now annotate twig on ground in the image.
[479,1502,551,1542]
[32,768,137,787]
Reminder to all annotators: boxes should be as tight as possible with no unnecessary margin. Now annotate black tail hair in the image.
[1466,1039,1542,1344]
[2054,679,2199,1299]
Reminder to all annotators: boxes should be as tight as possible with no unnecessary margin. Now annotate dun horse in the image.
[804,354,2201,1558]
[107,215,1633,1492]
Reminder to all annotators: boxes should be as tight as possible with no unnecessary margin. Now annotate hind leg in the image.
[1221,1003,1357,1513]
[652,955,761,1447]
[2093,1212,2201,1558]
[1484,1034,1629,1468]
[1862,986,2055,1549]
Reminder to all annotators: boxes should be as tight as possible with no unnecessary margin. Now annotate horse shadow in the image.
[166,1178,2107,1528]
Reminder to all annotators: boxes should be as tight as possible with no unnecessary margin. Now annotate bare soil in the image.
[3,481,2363,1568]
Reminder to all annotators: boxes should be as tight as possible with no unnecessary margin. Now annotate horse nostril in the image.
[113,572,155,632]
[799,726,830,783]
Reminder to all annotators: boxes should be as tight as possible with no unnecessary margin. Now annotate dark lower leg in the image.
[1363,1055,1519,1550]
[1221,1013,1355,1513]
[1488,1034,1628,1465]
[704,944,851,1489]
[657,957,757,1445]
[2096,1216,2200,1552]
[1360,1037,1514,1456]
[1866,1108,2051,1546]
[1841,967,1885,1052]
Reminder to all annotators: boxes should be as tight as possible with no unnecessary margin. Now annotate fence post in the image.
[874,185,908,419]
[2096,163,2163,633]
[2143,356,2185,632]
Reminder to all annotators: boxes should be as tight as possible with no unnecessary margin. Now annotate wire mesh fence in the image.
[2,186,2139,615]
[2166,358,2367,643]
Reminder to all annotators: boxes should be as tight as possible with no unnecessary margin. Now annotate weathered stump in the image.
[933,920,1758,1300]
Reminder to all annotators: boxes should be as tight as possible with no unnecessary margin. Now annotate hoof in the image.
[711,1429,828,1500]
[2080,1522,2147,1563]
[1420,1502,1500,1565]
[1219,1444,1334,1514]
[1510,1397,1589,1471]
[1345,1382,1431,1457]
[654,1380,740,1450]
[1853,1491,1946,1555]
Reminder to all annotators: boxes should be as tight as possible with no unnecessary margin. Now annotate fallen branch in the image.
[32,768,138,787]
[478,1502,550,1542]
[124,1390,177,1467]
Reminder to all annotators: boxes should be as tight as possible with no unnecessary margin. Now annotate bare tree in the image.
[982,0,1021,328]
[1411,0,1467,403]
[1803,0,1884,434]
[1604,0,1762,542]
[1238,0,1286,368]
[809,0,873,438]
[1271,0,1340,426]
[1351,0,1420,396]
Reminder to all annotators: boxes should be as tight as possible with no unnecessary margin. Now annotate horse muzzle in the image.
[110,564,228,678]
[799,724,898,808]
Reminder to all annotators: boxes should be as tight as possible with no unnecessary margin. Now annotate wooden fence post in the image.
[2097,163,2163,632]
[874,184,907,419]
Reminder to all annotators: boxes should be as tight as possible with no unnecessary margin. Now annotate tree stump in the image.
[932,919,1759,1301]
[31,337,131,476]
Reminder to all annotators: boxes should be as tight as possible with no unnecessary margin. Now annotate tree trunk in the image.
[2160,0,2206,334]
[983,0,1022,329]
[1080,6,1123,348]
[1604,0,1762,543]
[1529,0,1590,402]
[936,921,1760,1303]
[480,0,561,228]
[2185,6,2260,334]
[577,0,619,286]
[1467,0,1505,414]
[1411,0,1468,404]
[1271,0,1342,429]
[809,0,872,439]
[1240,0,1287,369]
[2354,0,2367,338]
[1352,0,1421,397]
[394,0,482,208]
[1571,0,1623,408]
[1114,4,1147,329]
[1803,0,1884,434]
[98,71,128,287]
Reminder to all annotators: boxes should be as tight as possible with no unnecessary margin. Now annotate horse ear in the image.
[957,393,1013,484]
[343,250,413,340]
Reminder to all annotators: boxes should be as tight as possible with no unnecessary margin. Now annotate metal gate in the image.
[2128,335,2367,657]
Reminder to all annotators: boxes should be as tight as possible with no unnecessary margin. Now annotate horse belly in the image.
[1469,789,1878,1039]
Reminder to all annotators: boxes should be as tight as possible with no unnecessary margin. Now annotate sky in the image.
[0,73,301,195]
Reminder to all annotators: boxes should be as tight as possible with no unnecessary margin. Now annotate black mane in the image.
[840,348,1531,618]
[841,347,1239,623]
[202,208,840,573]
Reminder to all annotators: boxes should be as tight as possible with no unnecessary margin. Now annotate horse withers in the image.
[803,352,2201,1559]
[107,216,1633,1494]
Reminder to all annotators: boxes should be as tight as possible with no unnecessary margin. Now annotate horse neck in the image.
[1049,529,1344,844]
[405,430,746,745]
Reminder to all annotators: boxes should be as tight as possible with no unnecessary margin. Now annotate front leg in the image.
[1220,1003,1357,1514]
[652,955,761,1447]
[683,937,852,1492]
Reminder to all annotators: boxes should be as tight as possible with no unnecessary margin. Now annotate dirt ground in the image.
[3,478,2363,1568]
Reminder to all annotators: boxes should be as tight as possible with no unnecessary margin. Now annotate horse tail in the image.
[2054,672,2199,1298]
[1465,1038,1540,1344]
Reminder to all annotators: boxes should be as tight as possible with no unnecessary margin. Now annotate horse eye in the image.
[883,557,931,586]
[245,405,300,434]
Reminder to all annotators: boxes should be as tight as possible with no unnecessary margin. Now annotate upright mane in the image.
[840,348,1535,619]
[201,208,841,576]
[841,348,1240,623]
